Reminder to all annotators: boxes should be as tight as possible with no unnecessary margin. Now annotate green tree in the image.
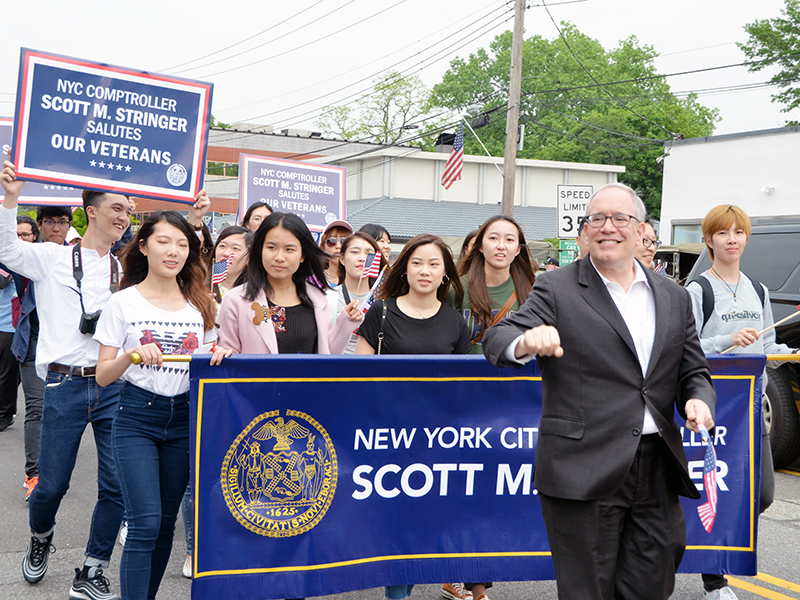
[433,25,719,217]
[315,71,447,149]
[72,207,87,235]
[210,115,231,129]
[739,0,800,120]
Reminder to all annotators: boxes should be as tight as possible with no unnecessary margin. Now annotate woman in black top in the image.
[355,233,469,355]
[355,234,469,600]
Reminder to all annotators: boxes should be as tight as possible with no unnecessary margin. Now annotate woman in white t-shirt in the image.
[94,210,230,600]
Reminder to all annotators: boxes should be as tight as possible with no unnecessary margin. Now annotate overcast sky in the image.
[2,0,798,141]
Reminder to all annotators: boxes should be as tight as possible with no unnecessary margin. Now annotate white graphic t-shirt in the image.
[94,286,215,396]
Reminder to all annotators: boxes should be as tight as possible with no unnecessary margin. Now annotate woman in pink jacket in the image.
[218,212,356,354]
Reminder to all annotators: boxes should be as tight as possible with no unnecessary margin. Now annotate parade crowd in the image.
[0,159,794,600]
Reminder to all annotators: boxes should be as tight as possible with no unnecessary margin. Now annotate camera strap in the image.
[72,242,120,314]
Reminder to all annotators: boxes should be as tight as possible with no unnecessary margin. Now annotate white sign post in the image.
[557,184,593,239]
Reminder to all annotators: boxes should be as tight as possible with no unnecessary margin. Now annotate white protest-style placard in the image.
[11,48,213,204]
[239,154,345,236]
[557,184,593,239]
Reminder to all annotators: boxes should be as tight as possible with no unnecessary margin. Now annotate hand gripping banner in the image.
[190,354,764,599]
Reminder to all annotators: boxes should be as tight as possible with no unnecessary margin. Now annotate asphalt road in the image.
[1,389,798,600]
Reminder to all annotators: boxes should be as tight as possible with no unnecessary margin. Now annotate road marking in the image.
[729,576,799,599]
[777,469,800,477]
[755,573,800,593]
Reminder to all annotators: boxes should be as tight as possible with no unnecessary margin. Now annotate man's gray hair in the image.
[585,183,646,222]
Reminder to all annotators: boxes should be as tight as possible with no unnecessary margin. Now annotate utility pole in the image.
[501,0,526,217]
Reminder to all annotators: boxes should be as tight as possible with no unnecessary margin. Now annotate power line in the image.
[528,103,666,142]
[238,7,512,128]
[214,2,507,116]
[539,0,678,137]
[659,39,745,57]
[269,10,514,131]
[525,117,665,148]
[197,0,410,79]
[520,53,800,98]
[161,0,329,73]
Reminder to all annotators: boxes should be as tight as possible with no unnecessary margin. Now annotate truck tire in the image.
[764,365,800,469]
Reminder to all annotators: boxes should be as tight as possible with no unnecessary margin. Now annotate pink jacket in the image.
[217,283,352,355]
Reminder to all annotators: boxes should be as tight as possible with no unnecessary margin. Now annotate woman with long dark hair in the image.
[449,215,536,355]
[217,212,355,354]
[442,216,536,600]
[359,223,392,263]
[93,210,230,600]
[355,234,469,600]
[355,234,469,354]
[241,201,273,233]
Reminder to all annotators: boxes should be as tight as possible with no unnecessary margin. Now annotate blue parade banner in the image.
[10,48,213,204]
[190,354,764,600]
[1,117,82,205]
[238,154,345,236]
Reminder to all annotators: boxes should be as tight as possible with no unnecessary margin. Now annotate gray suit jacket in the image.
[483,257,716,501]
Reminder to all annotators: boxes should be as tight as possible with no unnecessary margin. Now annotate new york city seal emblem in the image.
[220,409,337,538]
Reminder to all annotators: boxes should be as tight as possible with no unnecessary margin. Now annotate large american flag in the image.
[441,121,464,190]
[697,424,718,533]
[212,254,234,285]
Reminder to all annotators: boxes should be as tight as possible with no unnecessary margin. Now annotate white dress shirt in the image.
[506,258,658,434]
[0,206,119,379]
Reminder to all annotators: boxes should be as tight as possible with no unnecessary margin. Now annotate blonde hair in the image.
[701,205,751,259]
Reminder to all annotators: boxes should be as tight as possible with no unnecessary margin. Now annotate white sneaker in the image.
[182,555,192,579]
[117,522,128,547]
[703,586,739,600]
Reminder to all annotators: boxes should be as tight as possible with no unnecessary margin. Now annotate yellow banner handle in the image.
[130,353,192,365]
[766,354,800,362]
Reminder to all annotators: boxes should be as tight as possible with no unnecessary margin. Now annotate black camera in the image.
[79,310,102,335]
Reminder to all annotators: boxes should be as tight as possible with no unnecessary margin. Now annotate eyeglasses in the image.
[584,213,640,228]
[642,237,662,249]
[17,232,36,239]
[42,219,71,228]
[325,237,348,248]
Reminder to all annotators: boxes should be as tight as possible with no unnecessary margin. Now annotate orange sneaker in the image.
[442,584,472,600]
[25,476,38,501]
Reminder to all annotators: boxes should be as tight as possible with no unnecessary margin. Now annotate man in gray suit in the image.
[483,183,716,600]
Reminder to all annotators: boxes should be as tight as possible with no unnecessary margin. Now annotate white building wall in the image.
[337,149,624,209]
[661,127,800,244]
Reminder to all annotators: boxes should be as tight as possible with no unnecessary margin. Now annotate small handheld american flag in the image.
[361,253,381,280]
[212,254,234,285]
[696,424,718,533]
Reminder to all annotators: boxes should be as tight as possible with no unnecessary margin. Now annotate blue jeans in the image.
[181,484,193,555]
[113,382,191,600]
[28,372,123,562]
[385,585,414,600]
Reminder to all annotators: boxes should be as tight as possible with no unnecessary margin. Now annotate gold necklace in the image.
[403,297,438,319]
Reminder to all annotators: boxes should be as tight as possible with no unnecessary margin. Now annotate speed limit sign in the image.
[557,185,593,239]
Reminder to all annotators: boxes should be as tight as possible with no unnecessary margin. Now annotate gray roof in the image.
[346,197,557,241]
